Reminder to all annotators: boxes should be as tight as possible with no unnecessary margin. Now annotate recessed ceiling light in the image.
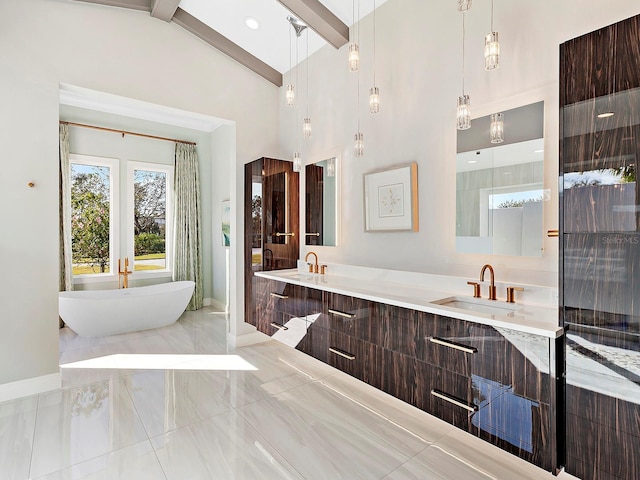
[468,160,477,164]
[245,17,260,30]
[534,149,544,153]
[597,112,614,118]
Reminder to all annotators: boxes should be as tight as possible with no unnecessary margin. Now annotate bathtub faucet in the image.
[118,258,132,289]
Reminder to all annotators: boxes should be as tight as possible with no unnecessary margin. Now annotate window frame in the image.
[69,154,120,284]
[126,160,174,279]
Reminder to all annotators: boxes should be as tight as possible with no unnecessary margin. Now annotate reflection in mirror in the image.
[456,102,544,256]
[305,158,337,246]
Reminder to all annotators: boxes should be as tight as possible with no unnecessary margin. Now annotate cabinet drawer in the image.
[415,360,474,430]
[422,318,551,403]
[315,293,376,343]
[307,325,382,388]
[266,280,307,318]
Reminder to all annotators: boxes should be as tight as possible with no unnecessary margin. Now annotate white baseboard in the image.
[205,298,227,313]
[227,330,271,348]
[0,372,61,403]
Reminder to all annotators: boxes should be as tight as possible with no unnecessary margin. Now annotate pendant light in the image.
[348,0,360,72]
[285,20,295,107]
[369,0,380,114]
[457,0,472,12]
[456,12,471,130]
[287,16,307,172]
[490,113,504,143]
[484,0,500,70]
[303,28,312,139]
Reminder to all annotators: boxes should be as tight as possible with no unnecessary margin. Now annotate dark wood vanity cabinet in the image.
[301,291,557,472]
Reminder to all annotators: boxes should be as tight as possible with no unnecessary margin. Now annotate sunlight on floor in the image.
[60,354,258,371]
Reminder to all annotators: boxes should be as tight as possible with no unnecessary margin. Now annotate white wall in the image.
[0,0,279,392]
[282,0,640,287]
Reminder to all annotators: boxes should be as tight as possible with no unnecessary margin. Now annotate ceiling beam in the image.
[71,0,283,86]
[72,0,151,11]
[172,8,282,87]
[150,0,180,22]
[276,0,349,49]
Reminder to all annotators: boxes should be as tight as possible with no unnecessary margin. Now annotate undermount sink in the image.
[430,296,520,317]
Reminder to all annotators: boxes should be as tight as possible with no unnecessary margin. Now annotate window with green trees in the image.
[70,155,173,279]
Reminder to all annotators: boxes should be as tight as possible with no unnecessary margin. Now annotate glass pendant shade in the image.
[303,118,312,139]
[456,95,471,130]
[490,113,504,144]
[354,132,364,158]
[327,157,336,177]
[285,84,295,106]
[369,86,380,114]
[484,32,500,70]
[457,0,472,12]
[293,152,302,172]
[348,43,360,72]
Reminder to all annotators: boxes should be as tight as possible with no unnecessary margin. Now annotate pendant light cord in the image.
[462,12,466,95]
[491,0,494,32]
[306,29,309,117]
[296,29,299,152]
[357,0,360,131]
[373,0,376,85]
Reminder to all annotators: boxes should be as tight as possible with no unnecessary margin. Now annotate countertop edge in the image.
[255,270,564,339]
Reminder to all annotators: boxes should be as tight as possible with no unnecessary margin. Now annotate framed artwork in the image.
[221,200,230,247]
[364,163,418,232]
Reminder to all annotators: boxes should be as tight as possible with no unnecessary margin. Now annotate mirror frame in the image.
[302,153,340,247]
[456,101,546,257]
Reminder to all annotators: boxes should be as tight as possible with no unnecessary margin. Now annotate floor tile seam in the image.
[230,406,310,480]
[312,375,442,450]
[26,394,41,480]
[250,376,432,460]
[375,443,437,480]
[122,374,157,442]
[28,440,168,480]
[58,367,154,393]
[429,432,510,480]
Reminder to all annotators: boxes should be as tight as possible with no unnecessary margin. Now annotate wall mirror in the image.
[305,157,337,246]
[456,101,545,256]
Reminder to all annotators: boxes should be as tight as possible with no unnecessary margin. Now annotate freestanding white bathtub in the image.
[59,281,195,337]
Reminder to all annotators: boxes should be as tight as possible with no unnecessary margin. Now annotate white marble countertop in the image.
[255,268,563,339]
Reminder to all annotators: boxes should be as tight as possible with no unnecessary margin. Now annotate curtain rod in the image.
[59,121,197,146]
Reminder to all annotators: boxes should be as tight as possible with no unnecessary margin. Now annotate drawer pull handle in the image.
[275,232,295,237]
[328,309,356,319]
[270,292,289,299]
[329,347,356,360]
[270,322,289,331]
[431,390,478,412]
[429,337,477,354]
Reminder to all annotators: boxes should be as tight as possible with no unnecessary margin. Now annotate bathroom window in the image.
[70,155,119,277]
[127,162,173,273]
[70,154,174,282]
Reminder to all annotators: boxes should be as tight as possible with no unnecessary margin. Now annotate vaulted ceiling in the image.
[72,0,388,87]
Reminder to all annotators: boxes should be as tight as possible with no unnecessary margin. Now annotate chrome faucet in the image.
[480,264,497,300]
[305,251,319,273]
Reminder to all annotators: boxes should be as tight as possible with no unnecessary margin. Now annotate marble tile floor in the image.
[1,307,580,479]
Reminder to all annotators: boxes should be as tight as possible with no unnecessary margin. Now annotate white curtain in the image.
[59,123,73,327]
[173,143,203,310]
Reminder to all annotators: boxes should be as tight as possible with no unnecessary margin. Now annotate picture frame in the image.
[364,163,418,232]
[221,200,230,247]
